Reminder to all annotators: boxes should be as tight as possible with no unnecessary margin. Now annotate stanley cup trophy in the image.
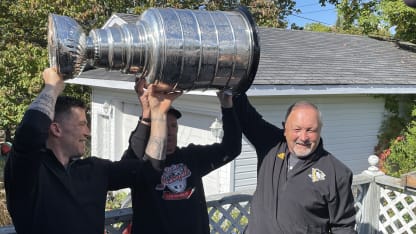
[48,6,260,94]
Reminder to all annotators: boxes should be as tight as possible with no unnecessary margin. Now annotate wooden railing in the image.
[1,155,416,234]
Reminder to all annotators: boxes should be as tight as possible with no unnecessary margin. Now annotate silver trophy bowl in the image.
[48,7,260,93]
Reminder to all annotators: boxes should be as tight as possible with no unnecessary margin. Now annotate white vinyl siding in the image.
[90,88,384,194]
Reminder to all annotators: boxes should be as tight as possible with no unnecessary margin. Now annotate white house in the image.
[68,14,416,195]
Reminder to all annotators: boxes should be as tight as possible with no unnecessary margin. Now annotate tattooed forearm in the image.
[150,117,167,123]
[28,86,58,120]
[145,136,167,161]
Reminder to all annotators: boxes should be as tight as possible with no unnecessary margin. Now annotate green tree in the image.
[333,0,416,41]
[0,43,46,141]
[131,0,301,28]
[290,23,304,30]
[245,0,286,27]
[304,23,334,32]
[302,0,389,36]
[0,0,139,140]
[380,0,416,43]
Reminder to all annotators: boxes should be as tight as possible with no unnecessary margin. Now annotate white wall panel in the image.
[91,88,385,195]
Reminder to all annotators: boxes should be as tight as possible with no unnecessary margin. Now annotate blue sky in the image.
[286,0,338,28]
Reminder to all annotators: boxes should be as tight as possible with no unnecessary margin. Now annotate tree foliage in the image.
[375,95,416,155]
[331,0,416,42]
[380,0,416,42]
[0,43,46,139]
[383,107,416,177]
[302,0,390,37]
[304,0,416,40]
[304,23,333,32]
[131,0,300,28]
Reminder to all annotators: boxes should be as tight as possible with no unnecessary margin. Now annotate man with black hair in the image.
[4,68,180,234]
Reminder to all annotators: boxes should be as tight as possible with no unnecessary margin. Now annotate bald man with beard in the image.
[233,93,357,234]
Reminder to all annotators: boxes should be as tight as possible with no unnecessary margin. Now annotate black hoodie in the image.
[122,107,242,234]
[5,110,147,234]
[233,93,357,234]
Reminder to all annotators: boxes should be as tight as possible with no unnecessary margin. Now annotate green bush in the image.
[374,95,414,157]
[384,108,416,178]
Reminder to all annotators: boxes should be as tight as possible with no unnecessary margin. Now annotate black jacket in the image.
[122,107,242,234]
[233,94,357,234]
[4,110,148,234]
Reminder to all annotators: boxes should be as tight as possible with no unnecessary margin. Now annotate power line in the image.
[301,8,336,14]
[289,14,332,26]
[289,1,340,27]
[296,3,321,8]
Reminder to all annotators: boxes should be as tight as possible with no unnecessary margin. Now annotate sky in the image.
[286,0,338,28]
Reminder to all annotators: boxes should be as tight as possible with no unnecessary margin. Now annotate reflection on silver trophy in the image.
[48,7,260,93]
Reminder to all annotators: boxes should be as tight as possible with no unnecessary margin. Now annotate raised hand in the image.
[43,67,65,93]
[147,83,182,117]
[145,83,182,164]
[135,76,150,119]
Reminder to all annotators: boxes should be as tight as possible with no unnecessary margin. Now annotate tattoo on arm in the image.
[28,86,58,120]
[145,136,167,161]
[150,117,166,122]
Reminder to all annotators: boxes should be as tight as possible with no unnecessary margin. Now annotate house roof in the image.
[256,28,416,86]
[69,13,416,95]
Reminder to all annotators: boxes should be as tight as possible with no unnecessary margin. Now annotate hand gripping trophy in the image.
[47,6,260,94]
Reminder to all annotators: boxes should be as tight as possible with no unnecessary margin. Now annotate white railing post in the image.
[359,155,384,234]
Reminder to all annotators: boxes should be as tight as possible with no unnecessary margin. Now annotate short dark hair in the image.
[168,107,182,119]
[54,96,86,122]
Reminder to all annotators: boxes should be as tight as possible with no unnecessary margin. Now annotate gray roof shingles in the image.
[78,21,416,86]
[256,28,416,85]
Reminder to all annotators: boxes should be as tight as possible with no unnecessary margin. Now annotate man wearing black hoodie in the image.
[233,93,357,234]
[4,68,180,234]
[122,78,242,234]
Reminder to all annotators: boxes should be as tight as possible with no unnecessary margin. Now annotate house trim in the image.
[67,78,416,95]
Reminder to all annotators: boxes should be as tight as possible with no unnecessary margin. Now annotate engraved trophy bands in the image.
[48,7,260,94]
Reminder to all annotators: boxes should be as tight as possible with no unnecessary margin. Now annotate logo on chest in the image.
[308,168,326,183]
[155,163,194,200]
[276,152,285,160]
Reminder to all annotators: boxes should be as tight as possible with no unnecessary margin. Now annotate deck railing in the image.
[1,155,416,234]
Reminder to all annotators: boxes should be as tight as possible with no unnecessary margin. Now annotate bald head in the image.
[284,101,322,157]
[285,101,322,129]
